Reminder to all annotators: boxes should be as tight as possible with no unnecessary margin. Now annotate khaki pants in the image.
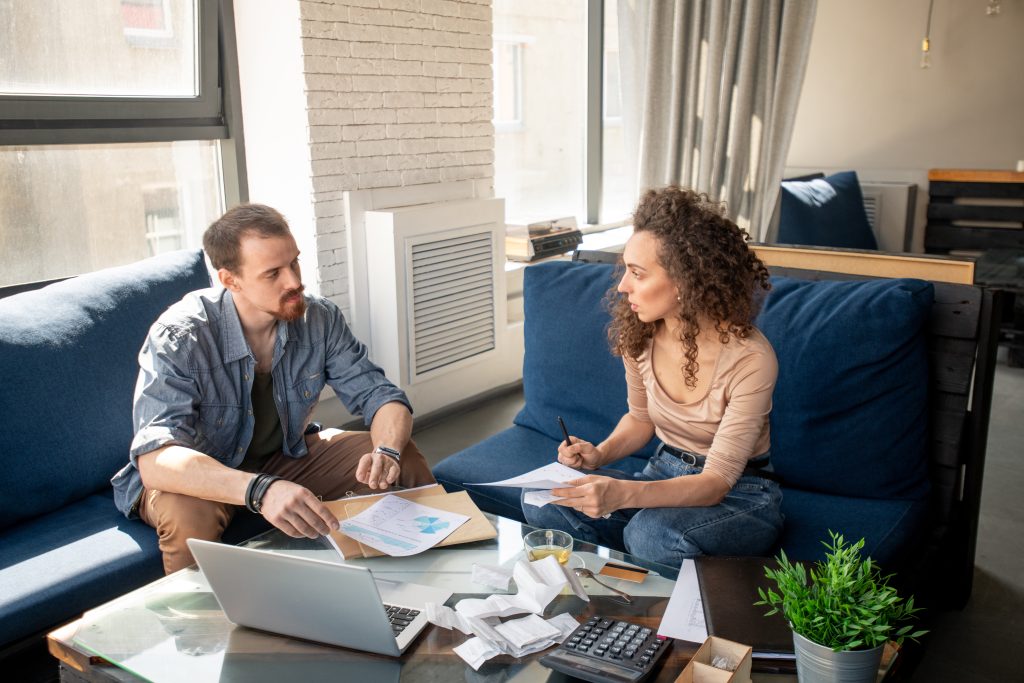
[139,430,435,574]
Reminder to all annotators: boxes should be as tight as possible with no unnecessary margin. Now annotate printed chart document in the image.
[337,496,469,557]
[657,559,708,644]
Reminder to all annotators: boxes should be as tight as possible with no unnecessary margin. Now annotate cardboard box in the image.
[675,636,752,683]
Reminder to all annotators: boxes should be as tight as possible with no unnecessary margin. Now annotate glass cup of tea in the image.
[523,528,574,565]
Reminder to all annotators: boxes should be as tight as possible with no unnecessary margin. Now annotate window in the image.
[0,0,245,288]
[493,0,631,229]
[492,0,587,225]
[121,0,177,46]
[600,3,631,222]
[493,39,524,130]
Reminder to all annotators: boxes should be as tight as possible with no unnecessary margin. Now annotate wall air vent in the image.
[408,231,495,377]
[358,193,507,416]
[861,190,881,234]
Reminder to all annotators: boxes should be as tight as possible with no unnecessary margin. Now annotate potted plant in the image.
[755,531,927,683]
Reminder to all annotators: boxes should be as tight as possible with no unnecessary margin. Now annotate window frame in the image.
[493,37,526,133]
[0,0,244,173]
[0,0,247,289]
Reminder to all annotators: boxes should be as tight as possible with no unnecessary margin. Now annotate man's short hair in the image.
[203,204,292,272]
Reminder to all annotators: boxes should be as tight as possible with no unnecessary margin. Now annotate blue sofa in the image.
[0,250,267,654]
[434,249,1001,606]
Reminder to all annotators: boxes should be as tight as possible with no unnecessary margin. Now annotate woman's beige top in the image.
[624,328,777,487]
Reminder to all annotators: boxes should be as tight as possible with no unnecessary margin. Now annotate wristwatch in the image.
[373,445,401,462]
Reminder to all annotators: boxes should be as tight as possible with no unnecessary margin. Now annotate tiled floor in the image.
[9,364,1022,681]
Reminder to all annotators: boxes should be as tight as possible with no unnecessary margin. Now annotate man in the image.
[112,204,435,573]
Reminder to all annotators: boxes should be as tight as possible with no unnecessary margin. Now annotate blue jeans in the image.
[521,447,784,568]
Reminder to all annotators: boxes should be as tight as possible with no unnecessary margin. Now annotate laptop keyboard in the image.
[384,604,421,636]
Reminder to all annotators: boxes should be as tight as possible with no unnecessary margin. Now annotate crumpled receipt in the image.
[427,554,589,670]
[471,563,512,591]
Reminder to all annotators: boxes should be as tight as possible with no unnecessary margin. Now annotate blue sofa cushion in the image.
[779,489,929,568]
[0,493,163,645]
[778,170,878,249]
[0,491,269,644]
[513,261,656,457]
[433,424,650,523]
[0,250,210,530]
[756,276,933,500]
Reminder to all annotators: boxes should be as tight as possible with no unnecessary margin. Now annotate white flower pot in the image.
[792,630,884,683]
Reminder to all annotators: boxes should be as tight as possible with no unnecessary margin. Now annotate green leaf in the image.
[758,530,924,650]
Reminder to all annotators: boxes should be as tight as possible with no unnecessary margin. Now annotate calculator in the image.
[539,616,672,683]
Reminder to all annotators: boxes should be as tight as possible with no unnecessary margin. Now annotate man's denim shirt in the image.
[111,287,411,517]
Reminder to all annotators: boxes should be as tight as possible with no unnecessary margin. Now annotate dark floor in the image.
[10,362,1023,682]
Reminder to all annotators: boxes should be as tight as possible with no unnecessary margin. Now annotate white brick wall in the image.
[298,0,494,309]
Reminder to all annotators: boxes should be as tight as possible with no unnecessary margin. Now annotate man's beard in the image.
[275,287,307,321]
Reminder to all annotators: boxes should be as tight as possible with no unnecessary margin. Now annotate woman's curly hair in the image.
[608,186,771,388]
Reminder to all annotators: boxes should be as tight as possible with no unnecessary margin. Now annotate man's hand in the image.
[551,475,632,519]
[356,451,401,490]
[259,480,339,538]
[557,438,606,470]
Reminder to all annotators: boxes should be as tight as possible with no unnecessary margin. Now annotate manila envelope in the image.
[325,487,496,559]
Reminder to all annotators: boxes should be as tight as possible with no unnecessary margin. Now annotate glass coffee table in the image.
[48,515,810,682]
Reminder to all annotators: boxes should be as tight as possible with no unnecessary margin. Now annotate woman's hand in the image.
[558,437,607,470]
[551,475,633,518]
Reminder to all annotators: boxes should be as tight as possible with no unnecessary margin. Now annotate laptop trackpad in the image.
[375,579,452,608]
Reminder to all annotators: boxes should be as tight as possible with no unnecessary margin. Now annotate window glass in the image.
[601,1,632,222]
[0,141,224,287]
[493,0,586,225]
[0,0,199,97]
[493,40,523,128]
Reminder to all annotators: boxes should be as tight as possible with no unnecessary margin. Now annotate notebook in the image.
[694,556,795,661]
[188,538,452,656]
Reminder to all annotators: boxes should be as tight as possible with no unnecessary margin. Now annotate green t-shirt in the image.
[239,371,283,472]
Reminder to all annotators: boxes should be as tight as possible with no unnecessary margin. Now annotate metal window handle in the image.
[574,567,633,604]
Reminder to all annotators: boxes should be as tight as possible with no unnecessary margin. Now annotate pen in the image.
[559,416,612,520]
[557,416,572,449]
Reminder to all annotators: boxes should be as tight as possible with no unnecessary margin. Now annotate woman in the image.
[521,186,782,567]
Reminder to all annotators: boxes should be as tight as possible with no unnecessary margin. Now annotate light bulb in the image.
[920,38,931,69]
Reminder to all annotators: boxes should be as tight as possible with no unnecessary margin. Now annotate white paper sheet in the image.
[546,612,583,642]
[494,613,561,649]
[472,462,582,490]
[428,555,592,667]
[522,489,565,508]
[454,636,500,670]
[338,495,469,557]
[471,563,512,591]
[657,558,708,643]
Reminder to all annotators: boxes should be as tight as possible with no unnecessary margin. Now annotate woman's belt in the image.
[659,444,782,483]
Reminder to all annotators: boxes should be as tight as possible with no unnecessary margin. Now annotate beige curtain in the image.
[618,0,817,238]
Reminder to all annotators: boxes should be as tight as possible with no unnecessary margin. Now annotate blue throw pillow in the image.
[778,170,878,249]
[0,250,210,530]
[756,276,933,500]
[514,261,656,457]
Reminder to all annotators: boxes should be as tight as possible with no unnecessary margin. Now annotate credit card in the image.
[599,561,649,583]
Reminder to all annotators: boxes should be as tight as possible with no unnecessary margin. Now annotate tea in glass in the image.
[523,528,573,565]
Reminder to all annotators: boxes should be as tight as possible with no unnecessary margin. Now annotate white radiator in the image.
[361,196,508,415]
[859,181,917,252]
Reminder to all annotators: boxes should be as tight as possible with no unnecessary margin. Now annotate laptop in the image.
[187,538,450,656]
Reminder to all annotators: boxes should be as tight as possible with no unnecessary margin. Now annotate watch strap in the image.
[373,445,401,462]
